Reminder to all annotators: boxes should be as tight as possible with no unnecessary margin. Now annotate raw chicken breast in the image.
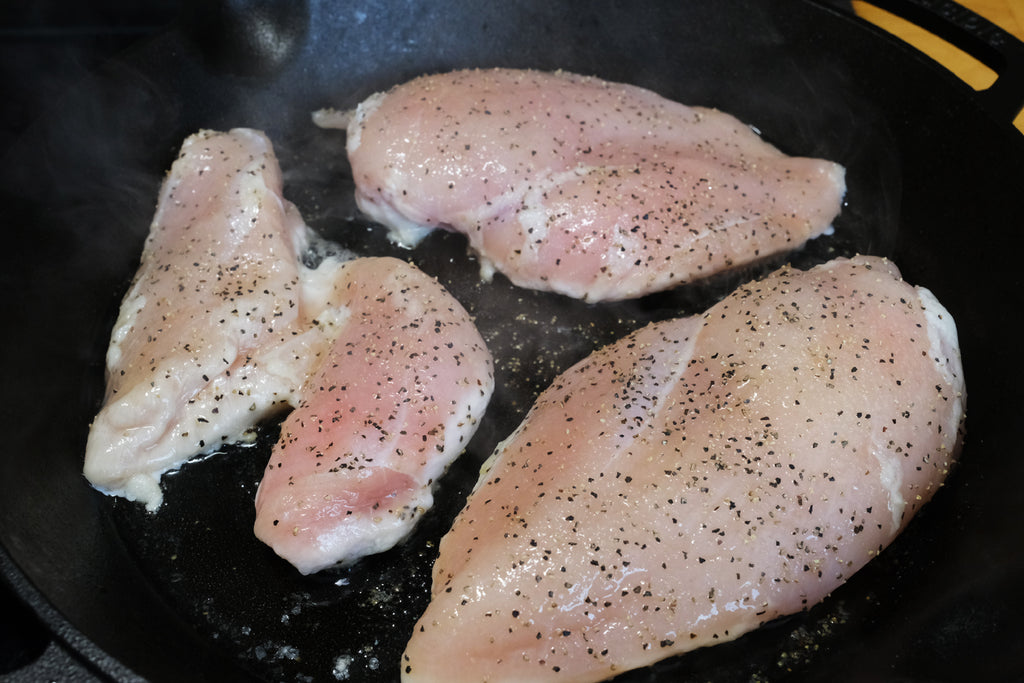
[320,68,846,302]
[85,127,496,572]
[84,129,345,511]
[253,256,494,575]
[402,255,965,683]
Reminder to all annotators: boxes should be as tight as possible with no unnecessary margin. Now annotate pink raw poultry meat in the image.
[401,255,965,682]
[84,128,345,510]
[318,68,846,302]
[84,131,496,579]
[254,256,494,574]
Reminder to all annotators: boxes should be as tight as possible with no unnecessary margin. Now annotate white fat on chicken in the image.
[401,255,965,683]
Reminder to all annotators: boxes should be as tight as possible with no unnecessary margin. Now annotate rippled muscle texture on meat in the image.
[320,68,847,302]
[401,255,965,683]
[84,129,345,511]
[254,257,495,575]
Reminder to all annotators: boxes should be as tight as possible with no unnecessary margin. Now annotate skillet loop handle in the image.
[863,0,1024,128]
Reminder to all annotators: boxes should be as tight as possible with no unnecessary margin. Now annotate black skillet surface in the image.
[2,1,1024,681]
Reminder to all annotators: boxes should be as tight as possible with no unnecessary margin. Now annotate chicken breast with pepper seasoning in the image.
[317,68,846,302]
[253,256,494,575]
[401,255,965,683]
[84,128,346,511]
[85,129,496,573]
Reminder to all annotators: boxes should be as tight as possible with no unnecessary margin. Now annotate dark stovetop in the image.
[0,4,181,679]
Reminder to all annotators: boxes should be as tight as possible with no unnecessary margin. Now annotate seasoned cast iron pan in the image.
[2,0,1024,680]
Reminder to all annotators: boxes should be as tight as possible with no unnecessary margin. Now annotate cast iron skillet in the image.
[2,1,1023,680]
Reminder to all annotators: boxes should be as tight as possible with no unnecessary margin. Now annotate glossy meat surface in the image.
[84,129,341,511]
[402,255,965,682]
[253,257,495,574]
[324,68,846,302]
